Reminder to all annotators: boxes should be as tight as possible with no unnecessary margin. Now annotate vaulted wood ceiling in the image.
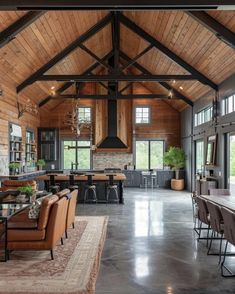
[0,10,235,112]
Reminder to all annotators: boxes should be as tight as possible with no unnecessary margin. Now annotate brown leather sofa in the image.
[56,188,78,238]
[0,180,37,192]
[7,194,69,260]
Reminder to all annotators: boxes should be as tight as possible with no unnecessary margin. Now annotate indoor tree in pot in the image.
[37,159,45,171]
[163,146,186,191]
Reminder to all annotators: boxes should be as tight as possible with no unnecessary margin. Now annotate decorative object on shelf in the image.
[37,159,46,170]
[163,147,186,191]
[64,99,92,137]
[17,98,38,118]
[17,185,34,202]
[8,162,20,175]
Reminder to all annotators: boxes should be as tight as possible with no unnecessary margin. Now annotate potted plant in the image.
[8,162,20,175]
[17,185,34,202]
[163,147,186,191]
[37,159,46,170]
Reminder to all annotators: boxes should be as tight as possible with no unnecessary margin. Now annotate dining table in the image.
[200,194,235,211]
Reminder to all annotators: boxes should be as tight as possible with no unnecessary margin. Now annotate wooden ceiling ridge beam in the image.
[187,11,235,49]
[16,12,112,93]
[119,13,218,91]
[37,74,196,82]
[119,51,193,106]
[50,94,172,100]
[38,50,114,107]
[0,11,45,49]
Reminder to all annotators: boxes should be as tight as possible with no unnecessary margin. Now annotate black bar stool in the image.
[68,174,79,191]
[106,174,119,203]
[49,174,60,194]
[84,174,97,204]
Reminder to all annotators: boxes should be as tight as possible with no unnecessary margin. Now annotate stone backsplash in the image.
[93,153,133,170]
[0,156,9,176]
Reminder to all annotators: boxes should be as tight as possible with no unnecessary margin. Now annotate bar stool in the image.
[142,171,150,189]
[49,174,60,193]
[106,174,119,203]
[150,171,158,188]
[84,174,97,204]
[68,174,79,191]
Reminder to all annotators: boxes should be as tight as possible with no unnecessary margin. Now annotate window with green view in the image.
[135,140,164,170]
[196,140,204,173]
[63,140,91,170]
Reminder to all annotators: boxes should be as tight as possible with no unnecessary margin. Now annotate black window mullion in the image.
[148,140,151,170]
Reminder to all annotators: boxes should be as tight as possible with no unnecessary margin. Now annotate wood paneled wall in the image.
[0,81,40,175]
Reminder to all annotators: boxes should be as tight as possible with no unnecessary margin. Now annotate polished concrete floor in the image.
[77,188,235,294]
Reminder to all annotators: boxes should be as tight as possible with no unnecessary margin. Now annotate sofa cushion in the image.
[37,195,58,230]
[8,229,45,241]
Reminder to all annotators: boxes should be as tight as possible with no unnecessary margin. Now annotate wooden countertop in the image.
[36,173,126,181]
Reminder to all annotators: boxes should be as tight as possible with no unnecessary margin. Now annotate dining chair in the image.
[220,207,235,277]
[209,189,231,196]
[206,201,224,264]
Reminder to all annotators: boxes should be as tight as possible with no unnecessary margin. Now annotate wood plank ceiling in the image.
[0,10,235,112]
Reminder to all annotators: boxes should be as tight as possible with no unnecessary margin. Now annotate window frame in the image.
[195,139,204,174]
[134,106,151,125]
[222,94,235,116]
[78,106,92,123]
[62,139,92,170]
[194,105,213,127]
[134,139,165,170]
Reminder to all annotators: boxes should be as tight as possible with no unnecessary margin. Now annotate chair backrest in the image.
[221,207,235,246]
[206,201,223,233]
[45,197,69,247]
[66,189,78,229]
[49,175,56,186]
[196,196,210,225]
[209,189,231,196]
[56,188,70,199]
[37,195,59,230]
[108,174,116,186]
[2,180,37,191]
[87,174,94,186]
[69,174,75,185]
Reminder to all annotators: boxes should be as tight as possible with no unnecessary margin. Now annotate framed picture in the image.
[205,134,217,166]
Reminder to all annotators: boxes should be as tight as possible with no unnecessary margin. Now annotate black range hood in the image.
[98,99,127,149]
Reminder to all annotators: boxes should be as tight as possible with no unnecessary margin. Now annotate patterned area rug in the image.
[0,216,108,294]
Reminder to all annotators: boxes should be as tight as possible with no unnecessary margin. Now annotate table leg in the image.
[119,181,124,204]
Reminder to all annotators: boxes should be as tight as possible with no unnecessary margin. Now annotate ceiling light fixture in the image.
[179,86,183,90]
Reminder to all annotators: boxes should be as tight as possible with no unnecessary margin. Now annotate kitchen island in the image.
[36,173,126,204]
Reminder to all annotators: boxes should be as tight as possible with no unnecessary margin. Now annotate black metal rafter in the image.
[38,50,113,107]
[119,13,218,90]
[0,11,45,49]
[17,12,112,93]
[0,1,228,10]
[112,11,120,74]
[37,74,196,82]
[187,11,235,49]
[120,51,193,106]
[50,94,173,100]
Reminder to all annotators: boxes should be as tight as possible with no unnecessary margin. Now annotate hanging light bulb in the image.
[50,86,56,96]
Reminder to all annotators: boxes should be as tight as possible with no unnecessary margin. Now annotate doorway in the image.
[227,134,235,193]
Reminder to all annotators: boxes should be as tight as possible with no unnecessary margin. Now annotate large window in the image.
[135,107,150,124]
[222,94,235,115]
[78,107,91,122]
[194,106,213,127]
[195,140,204,173]
[63,140,91,170]
[135,140,164,170]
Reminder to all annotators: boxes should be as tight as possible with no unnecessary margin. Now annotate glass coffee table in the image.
[0,204,29,262]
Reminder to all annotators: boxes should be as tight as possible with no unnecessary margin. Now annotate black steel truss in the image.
[187,11,235,49]
[16,12,112,93]
[0,1,229,10]
[0,11,45,49]
[50,94,173,100]
[120,51,193,106]
[37,74,195,82]
[38,51,114,107]
[119,13,218,90]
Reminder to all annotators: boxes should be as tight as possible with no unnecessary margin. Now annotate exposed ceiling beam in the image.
[39,50,113,107]
[17,12,112,93]
[0,11,45,49]
[120,51,193,106]
[119,13,218,90]
[37,74,196,82]
[0,1,230,10]
[187,11,235,49]
[51,94,174,100]
[112,11,120,74]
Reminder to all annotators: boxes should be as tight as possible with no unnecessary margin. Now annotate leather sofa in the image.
[0,180,37,192]
[7,189,78,260]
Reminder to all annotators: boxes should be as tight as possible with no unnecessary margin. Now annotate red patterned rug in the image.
[0,216,108,294]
